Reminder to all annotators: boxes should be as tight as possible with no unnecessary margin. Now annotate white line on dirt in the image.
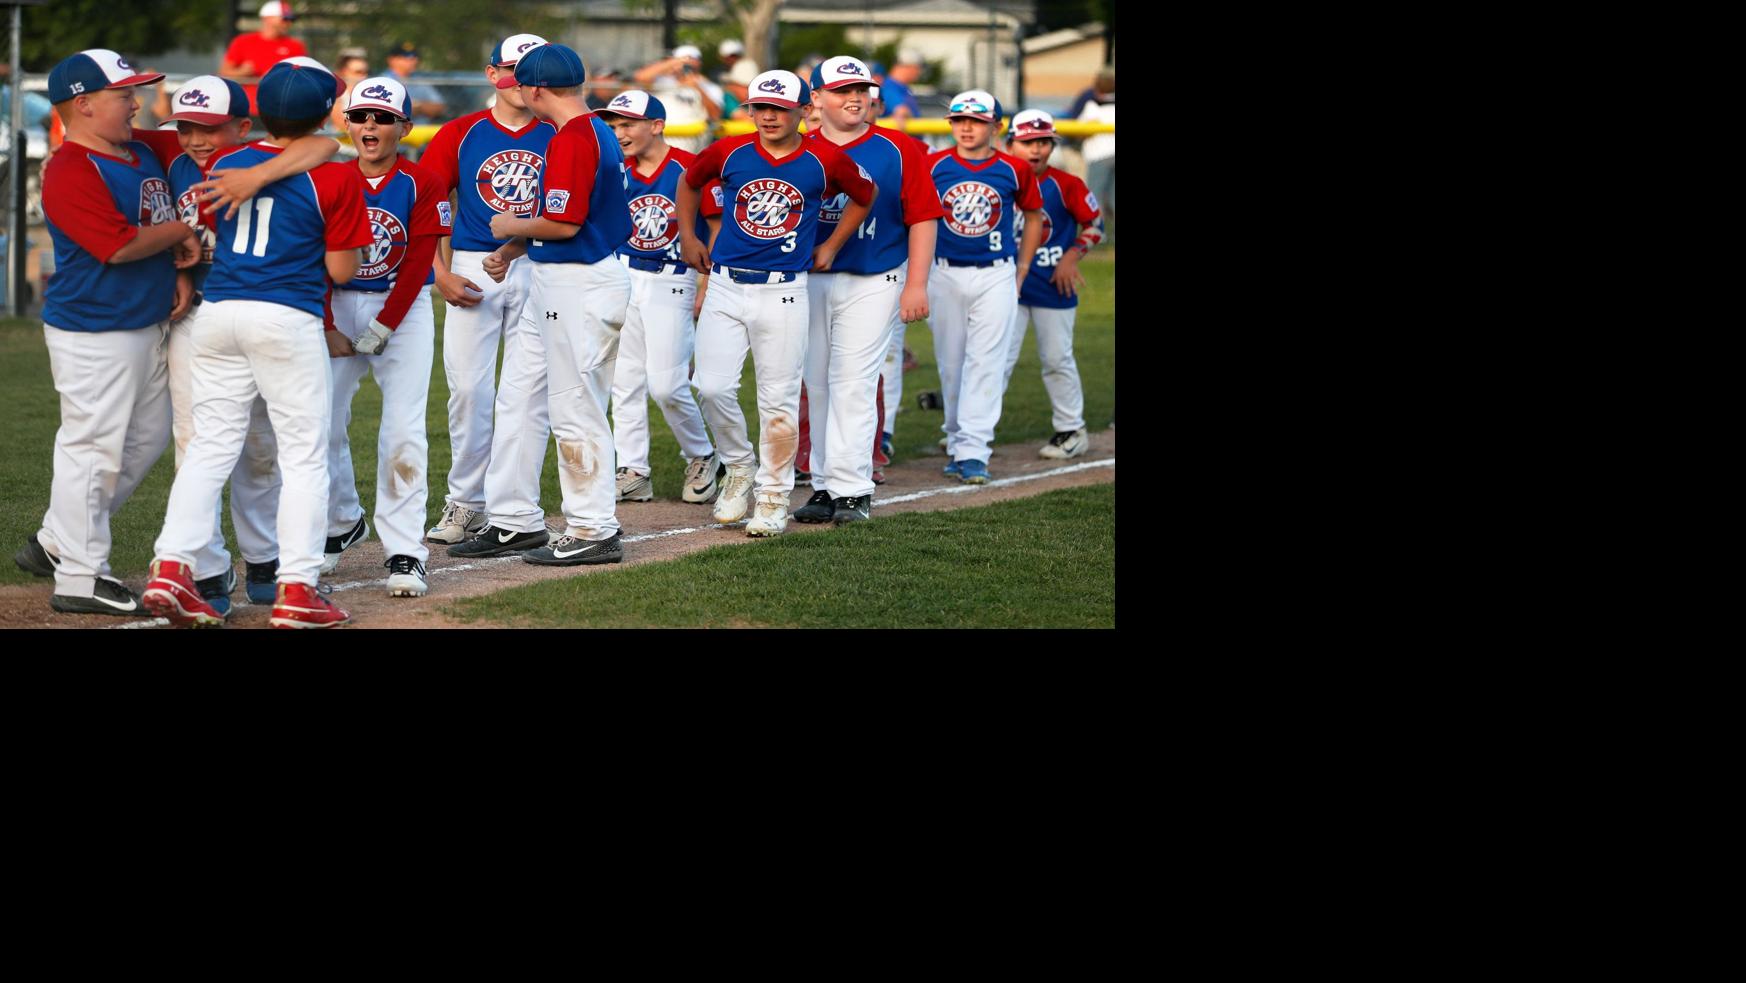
[107,456,1114,628]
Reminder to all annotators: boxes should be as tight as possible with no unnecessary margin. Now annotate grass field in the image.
[0,248,1115,620]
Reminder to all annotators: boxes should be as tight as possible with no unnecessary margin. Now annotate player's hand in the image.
[193,167,269,221]
[680,235,710,274]
[811,243,840,273]
[325,330,357,358]
[488,212,524,240]
[436,268,485,308]
[481,251,511,283]
[171,232,201,269]
[1051,252,1084,297]
[170,274,196,322]
[353,318,393,356]
[899,281,929,323]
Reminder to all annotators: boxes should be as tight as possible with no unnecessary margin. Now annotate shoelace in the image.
[385,556,424,575]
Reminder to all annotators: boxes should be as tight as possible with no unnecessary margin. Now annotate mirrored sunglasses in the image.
[345,109,402,125]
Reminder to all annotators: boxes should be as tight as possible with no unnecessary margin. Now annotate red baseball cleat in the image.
[142,559,226,627]
[270,582,351,629]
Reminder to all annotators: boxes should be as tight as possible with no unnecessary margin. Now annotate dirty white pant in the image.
[927,259,1017,464]
[532,258,630,541]
[883,311,905,429]
[610,259,714,474]
[803,268,902,499]
[1001,303,1086,434]
[693,271,809,501]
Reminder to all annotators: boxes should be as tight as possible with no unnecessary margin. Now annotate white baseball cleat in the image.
[615,467,653,502]
[682,451,724,503]
[1039,428,1089,459]
[427,501,488,544]
[712,463,756,523]
[745,496,789,537]
[385,555,428,597]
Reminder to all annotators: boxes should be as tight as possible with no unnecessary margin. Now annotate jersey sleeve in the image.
[313,164,374,250]
[896,136,944,224]
[701,179,725,218]
[41,153,138,263]
[407,166,445,239]
[131,129,184,170]
[1061,173,1101,225]
[418,120,461,196]
[1013,158,1044,212]
[822,146,876,206]
[685,139,727,189]
[538,129,595,226]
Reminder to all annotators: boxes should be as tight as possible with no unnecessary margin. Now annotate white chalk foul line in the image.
[107,455,1114,627]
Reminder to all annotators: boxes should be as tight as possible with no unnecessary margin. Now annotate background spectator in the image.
[633,45,721,152]
[717,38,759,109]
[585,68,628,111]
[219,1,308,114]
[384,41,448,124]
[877,49,924,124]
[330,52,370,131]
[1075,69,1115,219]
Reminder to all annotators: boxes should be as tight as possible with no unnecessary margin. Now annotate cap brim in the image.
[114,72,167,89]
[167,110,235,126]
[493,73,519,89]
[745,98,800,110]
[820,79,871,90]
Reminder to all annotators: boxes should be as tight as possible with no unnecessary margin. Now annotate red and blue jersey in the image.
[420,109,555,252]
[339,158,445,293]
[685,132,876,273]
[41,138,181,332]
[167,153,220,294]
[805,125,942,275]
[617,147,711,267]
[1018,168,1103,310]
[927,148,1043,264]
[526,114,631,265]
[201,142,373,319]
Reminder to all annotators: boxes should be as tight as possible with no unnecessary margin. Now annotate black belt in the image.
[938,256,1014,269]
[625,256,690,274]
[712,263,800,284]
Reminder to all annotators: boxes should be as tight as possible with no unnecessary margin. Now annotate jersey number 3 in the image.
[231,197,277,257]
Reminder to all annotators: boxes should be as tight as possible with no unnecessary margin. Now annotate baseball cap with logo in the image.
[490,34,548,68]
[810,56,873,92]
[597,90,666,122]
[166,75,251,126]
[346,76,412,119]
[743,70,809,110]
[1009,109,1057,142]
[259,1,295,20]
[46,49,165,104]
[946,89,1002,123]
[494,42,587,90]
[258,58,341,119]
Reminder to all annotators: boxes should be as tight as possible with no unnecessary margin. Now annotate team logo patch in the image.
[819,192,848,224]
[610,94,635,110]
[1085,191,1099,212]
[359,83,394,101]
[733,178,804,240]
[757,78,789,95]
[627,193,680,251]
[176,187,216,264]
[357,207,409,280]
[474,149,545,215]
[177,89,211,108]
[942,180,1002,238]
[710,184,725,209]
[545,189,571,214]
[436,200,452,228]
[139,177,174,227]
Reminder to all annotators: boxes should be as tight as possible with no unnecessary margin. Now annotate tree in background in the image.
[20,0,231,71]
[291,1,576,71]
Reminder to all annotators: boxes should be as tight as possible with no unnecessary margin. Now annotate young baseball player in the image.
[788,57,939,525]
[320,77,449,597]
[1000,109,1105,460]
[928,90,1046,484]
[144,58,372,628]
[16,49,196,616]
[476,42,634,565]
[676,70,876,536]
[595,89,724,506]
[418,34,558,550]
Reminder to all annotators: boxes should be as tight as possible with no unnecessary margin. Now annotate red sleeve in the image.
[419,119,462,196]
[700,179,725,218]
[539,128,594,226]
[373,234,438,329]
[406,164,444,239]
[224,34,251,67]
[131,129,183,170]
[312,163,373,250]
[41,151,138,263]
[685,138,727,189]
[1058,172,1101,225]
[822,146,875,206]
[1011,155,1044,211]
[894,134,944,225]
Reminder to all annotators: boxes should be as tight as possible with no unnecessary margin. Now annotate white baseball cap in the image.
[345,76,411,119]
[1009,109,1057,141]
[719,39,745,57]
[946,89,1000,122]
[673,44,703,61]
[166,75,250,125]
[599,89,666,121]
[812,55,873,91]
[491,34,547,68]
[259,1,295,20]
[897,48,924,66]
[744,70,809,109]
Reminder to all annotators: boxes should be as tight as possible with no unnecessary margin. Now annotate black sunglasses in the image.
[345,110,402,125]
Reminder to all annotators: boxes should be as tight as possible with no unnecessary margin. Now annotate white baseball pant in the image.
[803,268,903,498]
[170,307,281,579]
[532,257,631,541]
[155,300,332,586]
[1001,303,1086,434]
[326,286,435,563]
[882,311,905,429]
[37,321,172,599]
[610,258,714,475]
[693,270,809,501]
[440,250,550,532]
[926,258,1018,464]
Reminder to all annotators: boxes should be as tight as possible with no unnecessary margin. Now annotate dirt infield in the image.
[1,428,1115,629]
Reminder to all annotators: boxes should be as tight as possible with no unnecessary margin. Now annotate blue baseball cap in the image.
[47,49,164,104]
[258,57,341,119]
[494,42,586,90]
[598,90,665,121]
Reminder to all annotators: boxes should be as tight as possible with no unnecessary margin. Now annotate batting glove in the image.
[353,318,393,355]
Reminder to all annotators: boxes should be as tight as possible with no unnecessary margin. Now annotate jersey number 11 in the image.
[231,197,277,257]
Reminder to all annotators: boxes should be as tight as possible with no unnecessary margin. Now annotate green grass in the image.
[447,483,1115,628]
[1,248,1113,588]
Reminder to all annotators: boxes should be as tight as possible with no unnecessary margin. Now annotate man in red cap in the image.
[220,2,308,114]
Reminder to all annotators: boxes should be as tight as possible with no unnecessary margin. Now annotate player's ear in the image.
[651,118,665,137]
[236,118,254,137]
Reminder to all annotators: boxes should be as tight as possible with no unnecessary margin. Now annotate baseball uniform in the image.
[419,106,556,538]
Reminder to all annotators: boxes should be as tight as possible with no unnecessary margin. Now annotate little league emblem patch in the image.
[475,149,544,215]
[140,177,174,227]
[545,189,571,214]
[819,192,849,225]
[943,181,1002,238]
[357,207,409,280]
[734,179,804,240]
[627,193,680,251]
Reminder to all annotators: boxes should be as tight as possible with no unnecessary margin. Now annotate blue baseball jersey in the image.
[339,160,442,293]
[419,109,555,252]
[1018,168,1103,310]
[40,141,178,332]
[528,114,632,265]
[617,146,711,266]
[927,148,1043,264]
[685,133,877,273]
[805,125,943,275]
[169,153,218,294]
[201,143,373,318]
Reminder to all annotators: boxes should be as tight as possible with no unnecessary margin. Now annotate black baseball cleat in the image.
[831,495,871,524]
[447,525,549,558]
[14,534,61,578]
[50,576,143,616]
[245,559,279,605]
[523,533,624,566]
[792,490,835,523]
[320,516,369,574]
